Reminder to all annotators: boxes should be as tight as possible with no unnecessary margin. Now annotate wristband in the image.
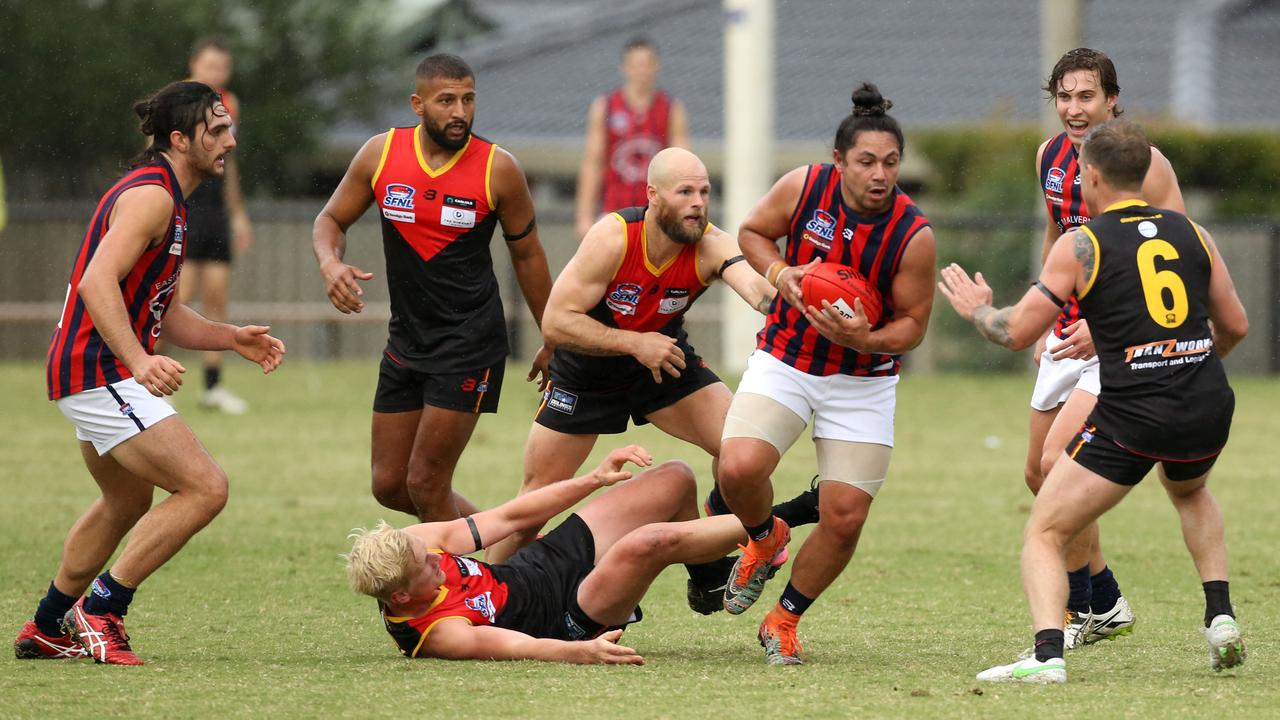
[765,261,786,287]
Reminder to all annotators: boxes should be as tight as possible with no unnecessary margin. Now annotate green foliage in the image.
[2,362,1278,717]
[913,125,1280,216]
[0,0,398,197]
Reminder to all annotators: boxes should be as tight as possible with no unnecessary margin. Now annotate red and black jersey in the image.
[550,206,711,387]
[381,550,511,658]
[758,164,929,377]
[372,127,506,373]
[602,89,671,211]
[1075,201,1232,460]
[1039,132,1091,336]
[46,158,187,400]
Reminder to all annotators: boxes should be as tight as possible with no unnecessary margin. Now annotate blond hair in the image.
[344,521,416,600]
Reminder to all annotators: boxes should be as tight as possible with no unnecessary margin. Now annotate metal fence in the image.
[3,202,1276,375]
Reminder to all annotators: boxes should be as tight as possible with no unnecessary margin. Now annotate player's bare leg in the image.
[718,436,779,527]
[1024,406,1058,494]
[484,423,598,563]
[787,481,871,600]
[371,409,478,521]
[645,381,731,506]
[405,406,482,521]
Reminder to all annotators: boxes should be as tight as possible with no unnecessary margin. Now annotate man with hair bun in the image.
[941,118,1247,683]
[718,83,936,664]
[15,81,286,665]
[313,53,553,523]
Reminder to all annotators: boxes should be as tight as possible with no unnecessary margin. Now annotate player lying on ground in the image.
[939,118,1248,683]
[345,445,819,664]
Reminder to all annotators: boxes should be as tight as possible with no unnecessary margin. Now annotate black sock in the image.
[33,581,78,637]
[1034,628,1065,662]
[778,582,815,616]
[1203,580,1233,627]
[1066,564,1092,615]
[685,556,734,587]
[83,572,136,617]
[705,483,731,516]
[205,365,221,391]
[1090,566,1122,614]
[771,485,820,528]
[744,515,776,542]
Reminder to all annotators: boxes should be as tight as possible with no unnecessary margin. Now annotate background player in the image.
[346,444,821,663]
[179,36,256,414]
[718,84,936,665]
[939,119,1248,683]
[313,53,553,522]
[1026,48,1186,645]
[15,82,285,665]
[574,36,690,239]
[484,149,780,586]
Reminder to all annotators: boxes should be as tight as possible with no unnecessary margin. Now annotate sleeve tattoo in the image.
[971,304,1016,348]
[1071,230,1095,281]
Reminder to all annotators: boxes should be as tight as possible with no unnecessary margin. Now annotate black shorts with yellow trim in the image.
[533,355,721,435]
[1068,423,1221,486]
[372,351,504,414]
[490,514,642,641]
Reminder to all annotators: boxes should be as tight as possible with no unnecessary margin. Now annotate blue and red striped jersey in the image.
[46,159,187,400]
[1039,132,1091,336]
[758,164,930,377]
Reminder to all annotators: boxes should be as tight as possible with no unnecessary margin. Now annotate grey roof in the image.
[335,0,1280,153]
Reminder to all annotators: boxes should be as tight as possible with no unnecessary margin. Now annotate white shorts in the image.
[732,350,897,447]
[1029,332,1101,411]
[55,378,177,455]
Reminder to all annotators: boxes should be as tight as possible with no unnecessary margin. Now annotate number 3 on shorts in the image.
[1136,239,1188,328]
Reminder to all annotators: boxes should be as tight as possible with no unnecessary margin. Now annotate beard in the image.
[655,202,706,245]
[423,117,472,151]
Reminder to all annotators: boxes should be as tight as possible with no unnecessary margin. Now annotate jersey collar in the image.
[414,127,471,178]
[1103,198,1148,213]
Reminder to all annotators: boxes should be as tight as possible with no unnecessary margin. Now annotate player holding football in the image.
[942,118,1248,683]
[346,444,821,663]
[484,149,784,606]
[1025,48,1186,646]
[717,83,936,664]
[16,81,285,665]
[313,54,553,522]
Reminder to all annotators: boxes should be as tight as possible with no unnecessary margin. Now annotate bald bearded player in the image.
[485,150,807,600]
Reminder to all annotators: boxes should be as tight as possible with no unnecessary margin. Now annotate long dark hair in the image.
[129,81,225,168]
[1044,47,1123,116]
[834,82,904,156]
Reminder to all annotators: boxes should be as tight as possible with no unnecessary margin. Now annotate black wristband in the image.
[465,516,483,553]
[1032,280,1066,308]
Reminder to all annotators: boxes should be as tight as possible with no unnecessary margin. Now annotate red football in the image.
[800,262,882,326]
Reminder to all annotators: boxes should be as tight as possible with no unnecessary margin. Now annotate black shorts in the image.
[535,354,721,435]
[185,210,232,263]
[1069,424,1220,486]
[490,514,641,640]
[372,351,503,414]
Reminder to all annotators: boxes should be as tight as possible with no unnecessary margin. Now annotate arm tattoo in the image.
[753,296,772,314]
[972,304,1016,348]
[1071,230,1095,281]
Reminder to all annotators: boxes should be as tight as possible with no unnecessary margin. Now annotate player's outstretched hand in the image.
[582,629,644,665]
[632,332,685,384]
[526,344,552,391]
[592,444,654,487]
[233,325,287,373]
[131,354,186,397]
[774,258,818,310]
[938,263,994,322]
[803,297,872,351]
[321,259,374,314]
[1051,319,1096,361]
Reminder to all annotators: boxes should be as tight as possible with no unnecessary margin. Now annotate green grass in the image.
[2,361,1277,718]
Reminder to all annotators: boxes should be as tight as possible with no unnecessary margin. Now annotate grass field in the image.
[2,360,1277,718]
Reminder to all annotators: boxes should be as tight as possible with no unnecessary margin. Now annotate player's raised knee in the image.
[617,522,688,560]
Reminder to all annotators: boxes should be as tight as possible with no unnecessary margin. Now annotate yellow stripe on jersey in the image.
[1102,198,1148,213]
[371,129,395,190]
[484,143,498,210]
[415,615,474,658]
[1191,221,1213,266]
[413,126,470,178]
[1078,226,1102,299]
[608,212,629,279]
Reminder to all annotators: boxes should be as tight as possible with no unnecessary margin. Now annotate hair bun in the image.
[850,82,892,117]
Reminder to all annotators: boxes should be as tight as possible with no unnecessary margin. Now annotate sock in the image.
[1034,628,1065,662]
[704,483,731,516]
[1090,566,1122,614]
[205,365,221,391]
[1203,580,1233,627]
[778,582,815,617]
[771,484,820,528]
[745,515,776,542]
[83,572,136,618]
[33,582,79,637]
[1066,564,1092,615]
[684,556,733,587]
